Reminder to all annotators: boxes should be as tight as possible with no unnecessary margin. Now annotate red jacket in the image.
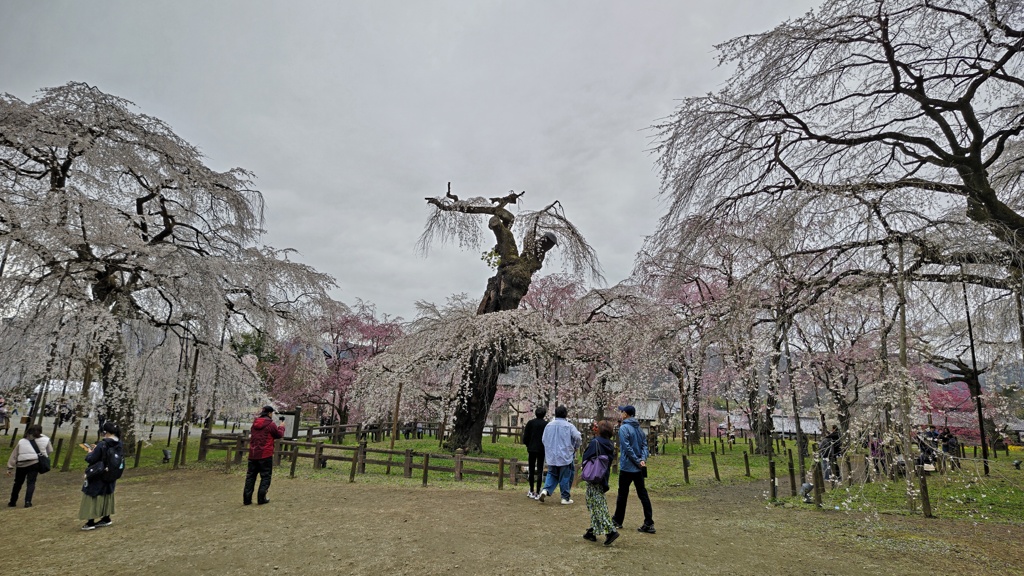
[249,416,285,460]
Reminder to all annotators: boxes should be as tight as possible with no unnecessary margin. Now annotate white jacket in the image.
[6,435,52,469]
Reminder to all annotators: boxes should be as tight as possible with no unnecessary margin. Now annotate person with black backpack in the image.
[79,421,124,531]
[6,424,52,508]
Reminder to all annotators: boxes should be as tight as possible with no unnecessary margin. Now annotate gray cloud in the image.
[1,0,820,319]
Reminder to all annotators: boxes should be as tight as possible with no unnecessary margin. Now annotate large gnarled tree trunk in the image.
[438,192,555,452]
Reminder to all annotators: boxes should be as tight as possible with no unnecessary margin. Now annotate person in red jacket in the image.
[243,405,285,505]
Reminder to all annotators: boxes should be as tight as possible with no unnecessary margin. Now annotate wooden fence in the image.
[197,432,523,489]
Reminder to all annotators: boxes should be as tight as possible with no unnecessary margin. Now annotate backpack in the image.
[102,442,125,482]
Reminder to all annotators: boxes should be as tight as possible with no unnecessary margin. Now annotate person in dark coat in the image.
[80,422,122,530]
[243,405,285,505]
[582,420,619,546]
[520,406,548,499]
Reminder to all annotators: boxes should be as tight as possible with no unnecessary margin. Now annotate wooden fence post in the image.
[404,449,413,478]
[788,450,797,497]
[711,451,720,482]
[498,457,505,490]
[172,441,182,470]
[314,443,324,470]
[9,429,18,447]
[357,440,367,474]
[813,461,824,507]
[743,451,750,477]
[917,465,934,518]
[769,460,777,501]
[198,429,208,462]
[289,444,299,478]
[422,453,430,487]
[509,458,519,486]
[234,437,245,464]
[225,440,233,473]
[348,447,358,483]
[134,440,142,469]
[682,454,690,484]
[455,448,464,481]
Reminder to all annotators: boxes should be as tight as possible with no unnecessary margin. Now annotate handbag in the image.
[86,459,107,480]
[85,444,108,480]
[581,442,611,483]
[27,438,51,474]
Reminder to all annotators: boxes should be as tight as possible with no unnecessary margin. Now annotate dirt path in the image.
[5,466,1022,576]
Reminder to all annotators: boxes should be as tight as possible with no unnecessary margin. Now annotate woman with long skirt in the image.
[80,421,122,530]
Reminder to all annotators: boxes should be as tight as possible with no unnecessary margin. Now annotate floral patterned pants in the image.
[586,482,617,536]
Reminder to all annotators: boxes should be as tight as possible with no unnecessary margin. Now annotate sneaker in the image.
[638,523,656,534]
[560,498,574,505]
[81,522,97,531]
[604,531,620,546]
[527,491,536,499]
[537,490,548,503]
[95,518,112,527]
[7,502,16,508]
[613,521,623,529]
[24,502,32,508]
[583,530,597,542]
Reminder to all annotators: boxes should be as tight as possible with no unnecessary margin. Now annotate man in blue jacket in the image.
[612,405,655,533]
[537,405,582,505]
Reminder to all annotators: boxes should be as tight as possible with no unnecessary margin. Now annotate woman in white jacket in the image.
[6,424,52,508]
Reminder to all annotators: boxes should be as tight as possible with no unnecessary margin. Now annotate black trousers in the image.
[9,464,39,505]
[527,451,545,492]
[612,469,653,527]
[243,458,273,504]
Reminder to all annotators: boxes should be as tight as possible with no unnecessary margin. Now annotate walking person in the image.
[582,420,619,546]
[521,406,548,500]
[243,405,285,506]
[0,397,10,435]
[537,406,581,505]
[611,405,655,534]
[80,422,122,530]
[7,424,52,508]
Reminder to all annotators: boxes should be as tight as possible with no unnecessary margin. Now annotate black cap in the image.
[261,405,276,415]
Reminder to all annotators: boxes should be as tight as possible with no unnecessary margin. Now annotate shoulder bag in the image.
[27,437,51,474]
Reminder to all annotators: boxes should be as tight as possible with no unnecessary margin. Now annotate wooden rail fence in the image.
[197,432,521,489]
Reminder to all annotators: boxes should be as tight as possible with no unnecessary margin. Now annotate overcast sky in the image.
[1,0,819,320]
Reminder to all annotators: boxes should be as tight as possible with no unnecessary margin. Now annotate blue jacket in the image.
[617,418,648,473]
[541,418,582,466]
